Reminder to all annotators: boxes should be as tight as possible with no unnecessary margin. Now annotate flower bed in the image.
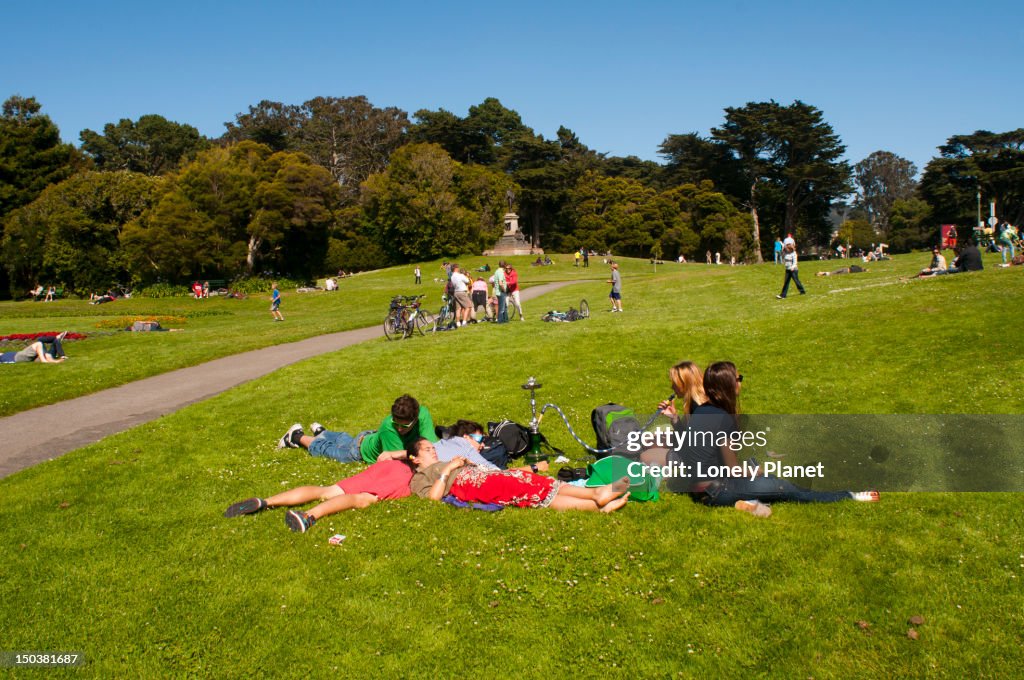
[0,332,88,343]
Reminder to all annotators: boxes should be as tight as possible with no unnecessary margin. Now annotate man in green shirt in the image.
[277,394,435,464]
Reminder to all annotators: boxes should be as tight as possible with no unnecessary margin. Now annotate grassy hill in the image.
[1,253,1022,676]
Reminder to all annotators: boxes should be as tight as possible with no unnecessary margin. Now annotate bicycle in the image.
[540,299,590,323]
[436,294,456,330]
[384,295,433,340]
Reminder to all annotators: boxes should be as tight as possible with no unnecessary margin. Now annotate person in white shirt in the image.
[450,265,473,327]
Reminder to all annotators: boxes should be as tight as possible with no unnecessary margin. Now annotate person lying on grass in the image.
[0,331,68,364]
[224,458,414,533]
[408,438,630,513]
[436,419,549,473]
[277,394,435,464]
[665,361,880,515]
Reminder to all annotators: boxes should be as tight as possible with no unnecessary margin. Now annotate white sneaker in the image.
[850,491,880,502]
[277,423,304,449]
[735,500,772,518]
[310,422,325,437]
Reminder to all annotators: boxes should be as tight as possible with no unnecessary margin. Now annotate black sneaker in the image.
[277,424,304,449]
[224,498,267,518]
[285,510,316,533]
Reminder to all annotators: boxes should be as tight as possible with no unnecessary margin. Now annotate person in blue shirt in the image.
[773,237,783,264]
[270,282,284,321]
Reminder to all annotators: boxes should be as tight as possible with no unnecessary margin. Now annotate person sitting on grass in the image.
[224,458,415,533]
[0,331,68,364]
[277,395,435,464]
[666,361,880,516]
[640,360,707,468]
[915,247,947,278]
[408,438,630,513]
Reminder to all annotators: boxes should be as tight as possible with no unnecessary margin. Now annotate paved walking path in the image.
[0,281,582,479]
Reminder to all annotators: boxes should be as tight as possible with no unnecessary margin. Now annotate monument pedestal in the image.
[484,212,542,256]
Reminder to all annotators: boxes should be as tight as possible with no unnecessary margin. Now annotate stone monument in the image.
[484,190,541,256]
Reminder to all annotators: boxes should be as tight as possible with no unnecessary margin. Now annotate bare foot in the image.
[601,492,630,513]
[595,477,631,506]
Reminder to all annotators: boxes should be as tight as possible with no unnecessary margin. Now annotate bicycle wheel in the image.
[437,304,455,330]
[414,311,435,335]
[507,302,519,321]
[383,312,403,341]
[579,299,589,318]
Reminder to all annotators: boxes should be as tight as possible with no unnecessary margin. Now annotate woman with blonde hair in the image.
[640,360,706,467]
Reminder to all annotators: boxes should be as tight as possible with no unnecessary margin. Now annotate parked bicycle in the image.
[384,295,434,340]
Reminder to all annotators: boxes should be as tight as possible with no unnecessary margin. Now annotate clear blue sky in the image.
[4,0,1022,175]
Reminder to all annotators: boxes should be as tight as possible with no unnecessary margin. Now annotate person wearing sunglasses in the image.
[435,419,548,474]
[666,362,879,512]
[277,394,435,464]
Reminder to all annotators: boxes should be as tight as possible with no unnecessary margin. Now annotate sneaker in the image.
[277,423,304,449]
[56,330,68,342]
[776,295,785,299]
[224,497,267,518]
[850,490,880,502]
[735,500,772,518]
[285,509,316,533]
[310,422,325,437]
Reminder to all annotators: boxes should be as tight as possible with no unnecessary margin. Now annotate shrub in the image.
[135,282,190,298]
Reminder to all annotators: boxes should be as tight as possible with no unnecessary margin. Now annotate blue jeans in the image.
[307,429,373,463]
[496,293,508,323]
[780,269,805,297]
[774,251,782,264]
[1002,243,1016,263]
[702,476,851,505]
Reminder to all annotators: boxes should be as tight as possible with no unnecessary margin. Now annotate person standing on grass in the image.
[450,265,473,327]
[224,458,416,532]
[776,243,805,299]
[504,262,524,321]
[607,262,623,312]
[774,237,783,264]
[270,282,284,321]
[277,394,435,466]
[583,249,589,268]
[493,261,508,323]
[574,249,581,267]
[414,266,422,285]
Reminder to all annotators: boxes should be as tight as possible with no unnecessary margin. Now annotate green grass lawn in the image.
[1,253,1023,677]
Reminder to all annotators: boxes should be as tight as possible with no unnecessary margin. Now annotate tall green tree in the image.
[710,100,851,256]
[919,128,1024,228]
[80,115,208,176]
[359,143,516,261]
[221,100,303,152]
[122,142,340,282]
[853,151,918,238]
[296,96,409,203]
[2,171,162,292]
[0,96,81,219]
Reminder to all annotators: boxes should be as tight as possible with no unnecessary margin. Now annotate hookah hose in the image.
[538,402,666,456]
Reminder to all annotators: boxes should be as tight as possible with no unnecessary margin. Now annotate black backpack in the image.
[487,420,531,456]
[591,404,643,460]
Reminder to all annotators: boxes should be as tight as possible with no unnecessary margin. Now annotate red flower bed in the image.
[0,332,87,342]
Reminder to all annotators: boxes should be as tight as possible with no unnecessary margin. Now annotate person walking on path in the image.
[414,266,422,285]
[270,282,284,321]
[607,262,623,312]
[777,243,806,299]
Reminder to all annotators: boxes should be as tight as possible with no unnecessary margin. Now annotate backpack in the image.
[585,455,659,502]
[487,420,531,457]
[591,404,643,460]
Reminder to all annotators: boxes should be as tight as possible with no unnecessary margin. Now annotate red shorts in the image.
[337,460,413,500]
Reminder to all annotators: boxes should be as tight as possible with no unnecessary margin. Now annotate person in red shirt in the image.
[504,263,524,321]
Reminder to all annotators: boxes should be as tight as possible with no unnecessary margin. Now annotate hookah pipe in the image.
[521,376,674,462]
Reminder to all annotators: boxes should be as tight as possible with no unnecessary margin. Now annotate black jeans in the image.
[780,269,805,297]
[702,476,850,505]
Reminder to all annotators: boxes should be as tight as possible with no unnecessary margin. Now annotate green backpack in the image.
[585,455,660,502]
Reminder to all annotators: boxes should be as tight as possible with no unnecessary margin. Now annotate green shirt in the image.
[492,267,506,293]
[359,406,436,463]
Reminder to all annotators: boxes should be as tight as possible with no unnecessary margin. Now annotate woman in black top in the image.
[668,362,878,507]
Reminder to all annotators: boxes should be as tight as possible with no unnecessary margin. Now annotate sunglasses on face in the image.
[737,374,744,383]
[470,433,484,442]
[394,420,415,429]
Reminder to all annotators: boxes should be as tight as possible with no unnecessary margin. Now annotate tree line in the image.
[1,92,1021,297]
